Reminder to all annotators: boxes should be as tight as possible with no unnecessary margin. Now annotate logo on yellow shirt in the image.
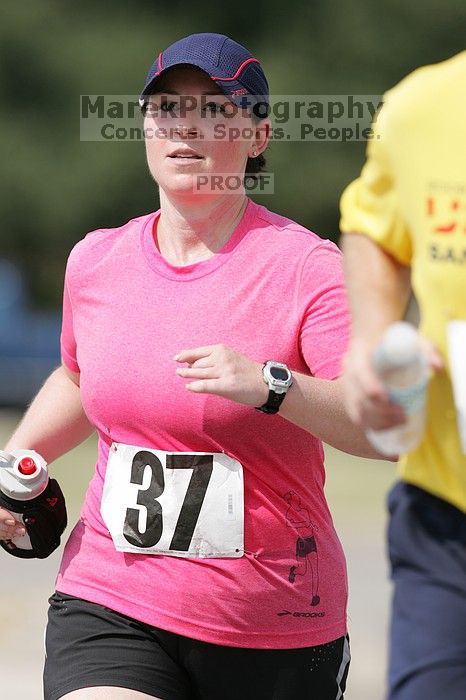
[426,181,466,264]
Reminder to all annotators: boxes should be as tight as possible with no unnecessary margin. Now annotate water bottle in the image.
[0,449,49,552]
[366,322,428,457]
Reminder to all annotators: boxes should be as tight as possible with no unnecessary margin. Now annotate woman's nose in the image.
[172,123,200,141]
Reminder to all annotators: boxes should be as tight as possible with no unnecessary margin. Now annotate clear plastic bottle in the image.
[366,322,428,457]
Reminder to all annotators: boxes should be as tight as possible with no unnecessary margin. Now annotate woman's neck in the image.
[156,194,248,266]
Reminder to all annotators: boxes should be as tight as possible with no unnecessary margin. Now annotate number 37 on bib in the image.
[101,443,244,558]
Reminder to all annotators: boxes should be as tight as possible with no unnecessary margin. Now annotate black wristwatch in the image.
[256,361,293,414]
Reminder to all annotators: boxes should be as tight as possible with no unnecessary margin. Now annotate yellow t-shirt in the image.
[340,51,466,512]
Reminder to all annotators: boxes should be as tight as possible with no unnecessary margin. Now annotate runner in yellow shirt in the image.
[340,51,466,700]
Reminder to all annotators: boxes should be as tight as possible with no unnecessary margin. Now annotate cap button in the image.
[18,457,37,476]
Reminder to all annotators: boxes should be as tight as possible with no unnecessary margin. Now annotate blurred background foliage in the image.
[1,0,465,308]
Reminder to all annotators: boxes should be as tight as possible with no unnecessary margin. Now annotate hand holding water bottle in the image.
[366,323,429,456]
[343,322,443,457]
[0,449,67,558]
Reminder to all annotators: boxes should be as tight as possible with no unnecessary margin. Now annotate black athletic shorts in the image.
[44,591,350,700]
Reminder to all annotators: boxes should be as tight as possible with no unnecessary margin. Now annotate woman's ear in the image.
[251,118,272,157]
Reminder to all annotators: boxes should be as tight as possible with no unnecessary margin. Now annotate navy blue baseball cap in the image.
[139,33,269,113]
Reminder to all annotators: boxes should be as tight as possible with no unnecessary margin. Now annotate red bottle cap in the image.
[18,457,37,476]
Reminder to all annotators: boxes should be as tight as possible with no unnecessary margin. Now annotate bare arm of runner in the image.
[341,233,442,430]
[0,364,94,540]
[174,343,390,460]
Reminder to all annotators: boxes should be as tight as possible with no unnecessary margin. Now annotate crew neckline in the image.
[141,198,257,281]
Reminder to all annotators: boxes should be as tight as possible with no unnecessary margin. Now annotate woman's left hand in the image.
[174,344,268,407]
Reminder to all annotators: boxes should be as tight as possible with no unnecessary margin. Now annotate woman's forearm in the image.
[4,365,95,464]
[174,344,387,459]
[280,373,387,459]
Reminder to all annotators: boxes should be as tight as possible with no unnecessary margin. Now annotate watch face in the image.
[270,366,290,381]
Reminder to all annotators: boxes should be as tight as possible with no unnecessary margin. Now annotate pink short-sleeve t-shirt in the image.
[56,198,350,649]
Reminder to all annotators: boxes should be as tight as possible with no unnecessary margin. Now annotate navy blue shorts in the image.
[387,481,466,699]
[43,591,350,700]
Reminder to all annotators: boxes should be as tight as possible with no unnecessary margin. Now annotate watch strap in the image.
[255,388,287,414]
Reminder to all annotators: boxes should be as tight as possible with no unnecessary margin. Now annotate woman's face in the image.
[143,65,269,199]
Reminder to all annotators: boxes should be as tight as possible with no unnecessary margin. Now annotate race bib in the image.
[447,321,466,454]
[101,443,244,558]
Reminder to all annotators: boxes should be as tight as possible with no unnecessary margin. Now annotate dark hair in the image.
[245,152,266,181]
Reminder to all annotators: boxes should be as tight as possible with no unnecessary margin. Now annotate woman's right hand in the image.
[0,507,26,541]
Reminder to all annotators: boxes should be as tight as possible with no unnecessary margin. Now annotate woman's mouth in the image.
[168,149,203,160]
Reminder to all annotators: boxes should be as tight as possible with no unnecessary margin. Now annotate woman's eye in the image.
[160,101,178,113]
[204,102,226,114]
